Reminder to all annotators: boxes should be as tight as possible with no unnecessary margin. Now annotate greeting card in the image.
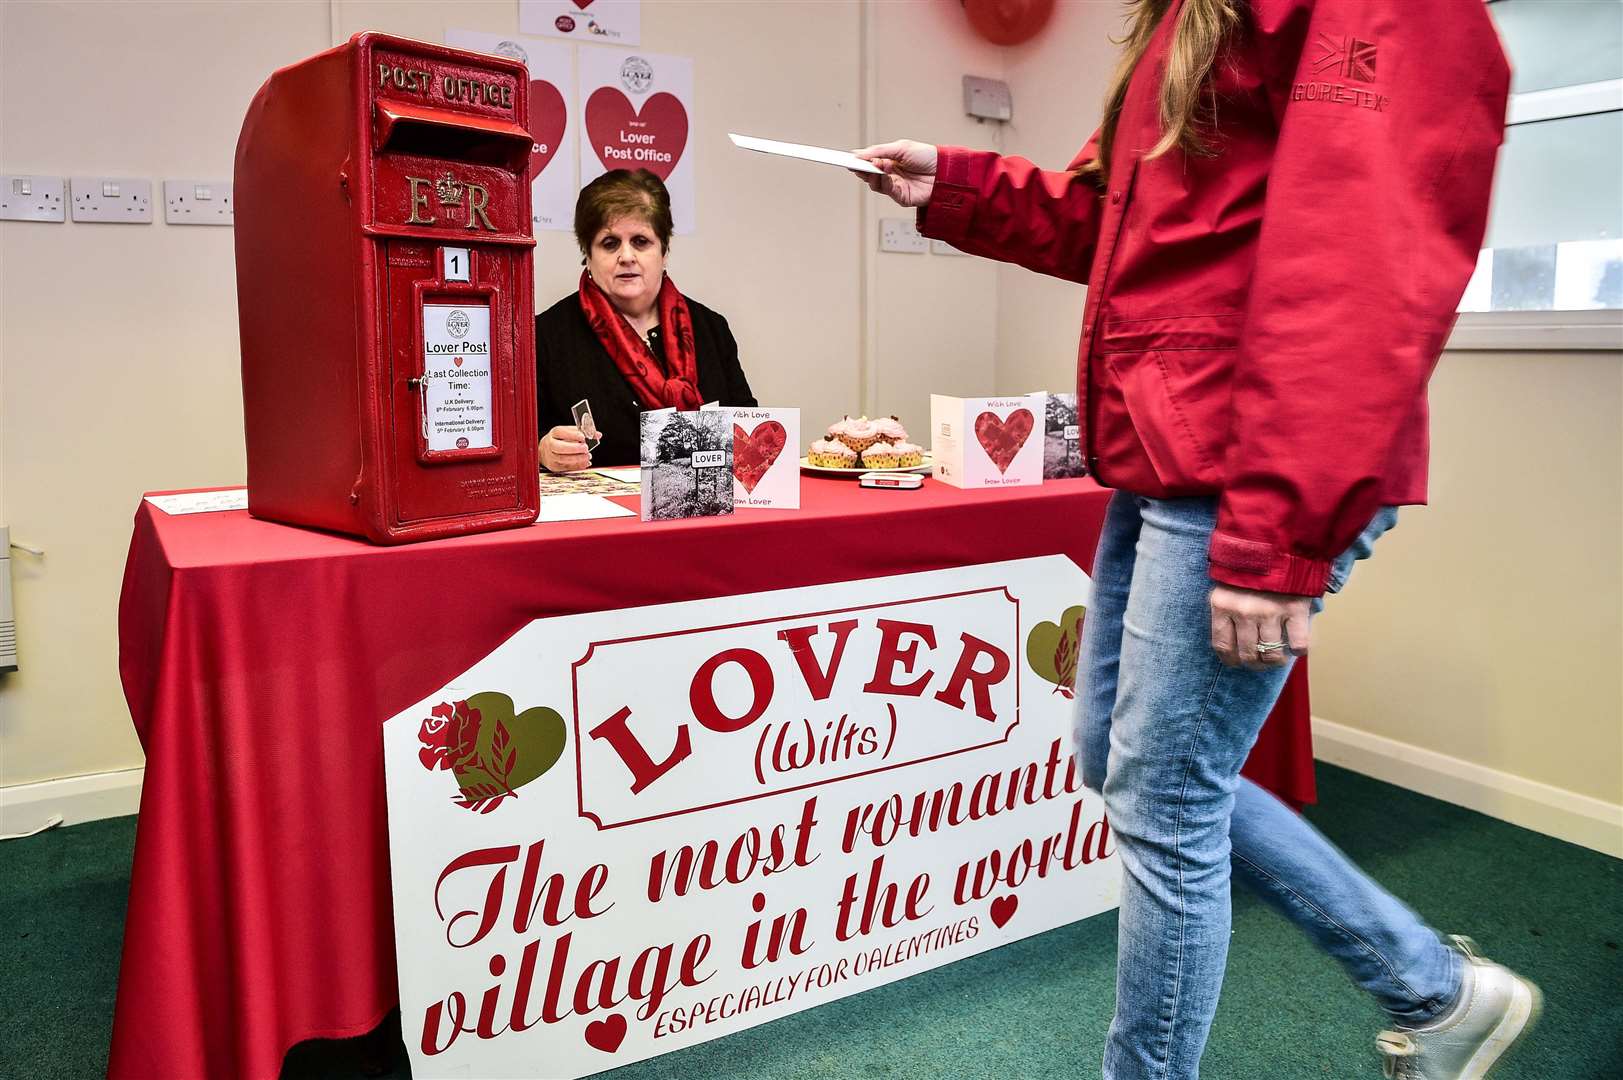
[638,407,734,521]
[1042,392,1085,479]
[706,406,799,509]
[930,393,1046,489]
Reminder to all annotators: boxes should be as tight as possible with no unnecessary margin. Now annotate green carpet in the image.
[2,765,1618,1079]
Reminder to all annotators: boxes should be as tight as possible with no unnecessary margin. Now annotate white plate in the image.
[799,453,933,478]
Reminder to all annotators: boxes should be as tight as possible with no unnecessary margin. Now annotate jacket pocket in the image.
[1102,349,1228,491]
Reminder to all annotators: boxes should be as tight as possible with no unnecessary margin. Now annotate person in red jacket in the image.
[860,1,1536,1078]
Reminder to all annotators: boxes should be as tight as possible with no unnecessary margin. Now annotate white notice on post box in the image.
[422,303,493,452]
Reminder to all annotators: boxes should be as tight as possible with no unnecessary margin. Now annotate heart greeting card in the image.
[930,393,1047,489]
[711,407,800,509]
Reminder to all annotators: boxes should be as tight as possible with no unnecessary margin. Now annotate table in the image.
[111,477,1314,1080]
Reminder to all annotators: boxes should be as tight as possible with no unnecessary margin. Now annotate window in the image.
[1457,0,1623,324]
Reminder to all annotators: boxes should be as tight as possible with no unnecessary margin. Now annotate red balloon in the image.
[962,0,1055,46]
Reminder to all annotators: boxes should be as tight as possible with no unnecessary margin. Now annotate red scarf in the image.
[577,269,703,410]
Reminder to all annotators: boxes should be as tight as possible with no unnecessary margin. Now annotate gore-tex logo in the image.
[1312,32,1378,84]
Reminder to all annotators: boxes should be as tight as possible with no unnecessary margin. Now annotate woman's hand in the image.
[854,140,938,208]
[1209,584,1313,671]
[539,426,592,473]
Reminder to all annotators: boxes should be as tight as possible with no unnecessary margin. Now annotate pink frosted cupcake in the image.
[808,438,860,469]
[889,440,925,468]
[862,441,901,469]
[828,415,882,455]
[872,415,910,444]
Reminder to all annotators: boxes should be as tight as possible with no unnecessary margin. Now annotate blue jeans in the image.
[1077,493,1460,1080]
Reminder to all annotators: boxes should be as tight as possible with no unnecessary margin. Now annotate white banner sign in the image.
[384,557,1112,1079]
[520,0,640,45]
[577,48,694,234]
[445,30,576,232]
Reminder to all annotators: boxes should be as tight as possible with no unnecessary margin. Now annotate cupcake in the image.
[828,415,883,455]
[862,441,901,469]
[872,415,910,444]
[808,438,860,469]
[889,440,925,468]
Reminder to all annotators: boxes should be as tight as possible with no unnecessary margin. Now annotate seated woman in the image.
[536,169,757,471]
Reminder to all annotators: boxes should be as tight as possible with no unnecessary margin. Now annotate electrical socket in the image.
[930,240,967,257]
[0,175,66,222]
[879,217,928,254]
[69,177,153,223]
[163,179,234,226]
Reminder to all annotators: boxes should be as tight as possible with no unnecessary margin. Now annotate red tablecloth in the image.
[111,477,1313,1080]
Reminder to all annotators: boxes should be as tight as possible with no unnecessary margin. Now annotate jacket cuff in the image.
[915,145,978,244]
[1208,532,1332,596]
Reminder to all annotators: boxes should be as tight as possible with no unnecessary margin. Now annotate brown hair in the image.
[1081,0,1242,184]
[573,169,674,256]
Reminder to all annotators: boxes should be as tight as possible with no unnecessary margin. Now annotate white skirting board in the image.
[1312,717,1623,859]
[0,767,144,838]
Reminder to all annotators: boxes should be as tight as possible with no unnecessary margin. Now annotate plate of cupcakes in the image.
[801,415,932,476]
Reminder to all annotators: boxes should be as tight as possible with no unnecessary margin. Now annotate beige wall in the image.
[1,0,334,786]
[869,0,1003,426]
[1311,351,1623,807]
[3,2,1620,834]
[994,0,1118,396]
[985,5,1623,820]
[0,0,1017,788]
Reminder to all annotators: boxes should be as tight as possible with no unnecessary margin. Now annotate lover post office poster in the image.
[383,557,1117,1079]
[577,48,695,235]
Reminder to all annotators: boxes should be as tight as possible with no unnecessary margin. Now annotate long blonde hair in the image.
[1082,0,1242,184]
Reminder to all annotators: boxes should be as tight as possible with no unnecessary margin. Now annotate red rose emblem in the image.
[418,700,483,772]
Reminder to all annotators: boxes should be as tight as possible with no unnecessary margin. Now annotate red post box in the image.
[234,32,540,543]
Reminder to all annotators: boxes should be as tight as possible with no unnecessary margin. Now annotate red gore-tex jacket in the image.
[918,0,1510,595]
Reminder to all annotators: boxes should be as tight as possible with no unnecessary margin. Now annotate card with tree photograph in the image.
[639,408,735,521]
[1043,392,1085,479]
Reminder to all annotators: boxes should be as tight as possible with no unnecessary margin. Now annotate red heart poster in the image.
[578,48,696,233]
[584,88,688,180]
[528,79,568,181]
[974,408,1035,474]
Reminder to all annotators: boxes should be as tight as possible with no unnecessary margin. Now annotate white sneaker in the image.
[1375,937,1542,1080]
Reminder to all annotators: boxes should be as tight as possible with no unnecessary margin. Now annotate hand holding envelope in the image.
[728,132,938,209]
[850,139,939,208]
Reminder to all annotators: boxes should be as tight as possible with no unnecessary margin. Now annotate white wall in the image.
[0,0,1015,791]
[3,1,1618,856]
[994,0,1121,396]
[868,0,1003,427]
[986,3,1623,849]
[1,0,334,787]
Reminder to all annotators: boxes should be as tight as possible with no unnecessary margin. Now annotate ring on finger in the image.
[1256,640,1288,655]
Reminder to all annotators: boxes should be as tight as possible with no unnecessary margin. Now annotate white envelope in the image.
[728,133,883,175]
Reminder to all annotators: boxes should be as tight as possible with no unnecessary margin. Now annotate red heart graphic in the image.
[452,356,463,367]
[585,88,689,181]
[584,1013,626,1053]
[989,894,1019,928]
[528,79,568,181]
[732,421,786,493]
[974,408,1034,474]
[573,0,595,9]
